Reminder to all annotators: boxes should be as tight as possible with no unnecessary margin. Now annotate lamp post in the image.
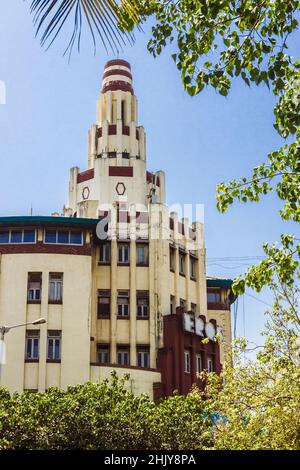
[0,318,46,385]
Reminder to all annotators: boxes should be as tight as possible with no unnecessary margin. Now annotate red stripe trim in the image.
[104,59,131,70]
[102,81,133,95]
[0,242,91,256]
[77,168,94,183]
[97,127,133,138]
[103,69,132,80]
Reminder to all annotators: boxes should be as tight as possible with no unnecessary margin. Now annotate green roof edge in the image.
[207,278,233,288]
[0,216,99,228]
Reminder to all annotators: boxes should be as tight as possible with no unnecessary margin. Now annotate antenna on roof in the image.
[30,205,33,216]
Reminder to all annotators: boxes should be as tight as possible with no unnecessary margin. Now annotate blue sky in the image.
[0,2,299,349]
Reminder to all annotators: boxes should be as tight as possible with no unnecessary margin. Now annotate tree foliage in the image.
[121,0,300,295]
[203,281,300,450]
[0,372,211,450]
[28,0,140,56]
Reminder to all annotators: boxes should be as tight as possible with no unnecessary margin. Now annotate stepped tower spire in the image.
[66,59,165,218]
[88,59,146,169]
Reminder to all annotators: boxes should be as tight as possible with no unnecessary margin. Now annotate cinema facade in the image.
[0,60,236,399]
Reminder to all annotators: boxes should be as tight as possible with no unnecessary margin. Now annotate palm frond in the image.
[29,0,141,56]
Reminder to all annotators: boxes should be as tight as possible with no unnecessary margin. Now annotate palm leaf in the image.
[29,0,141,56]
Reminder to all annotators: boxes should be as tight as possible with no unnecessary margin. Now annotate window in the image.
[10,230,22,243]
[184,350,191,373]
[117,291,129,317]
[47,331,61,360]
[121,100,126,125]
[207,291,221,303]
[190,257,196,280]
[44,230,56,244]
[0,229,36,244]
[196,353,203,374]
[49,274,63,303]
[108,151,117,158]
[137,291,149,318]
[207,356,214,372]
[117,346,130,366]
[122,152,129,159]
[57,231,69,244]
[99,243,111,263]
[0,231,9,243]
[170,295,175,314]
[24,230,36,243]
[136,244,148,265]
[97,344,110,364]
[25,331,40,360]
[44,229,83,245]
[118,243,130,264]
[98,290,110,318]
[179,253,185,275]
[169,248,175,271]
[180,298,186,310]
[27,273,42,302]
[137,347,150,368]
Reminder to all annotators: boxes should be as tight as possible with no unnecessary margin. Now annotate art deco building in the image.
[0,60,235,398]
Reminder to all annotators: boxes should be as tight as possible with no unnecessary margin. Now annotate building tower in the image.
[0,60,234,398]
[65,59,165,219]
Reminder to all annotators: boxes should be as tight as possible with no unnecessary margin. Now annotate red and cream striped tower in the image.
[87,59,146,171]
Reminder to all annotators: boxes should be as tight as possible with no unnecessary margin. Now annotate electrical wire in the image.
[244,292,273,308]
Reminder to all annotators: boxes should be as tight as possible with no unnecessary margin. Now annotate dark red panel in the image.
[77,168,94,184]
[146,171,161,187]
[108,124,117,135]
[123,125,130,136]
[109,166,133,177]
[207,302,230,311]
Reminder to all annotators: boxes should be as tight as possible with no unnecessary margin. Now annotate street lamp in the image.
[0,318,46,384]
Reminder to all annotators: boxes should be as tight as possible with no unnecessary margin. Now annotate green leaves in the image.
[134,0,299,96]
[232,235,300,294]
[0,372,211,450]
[133,4,300,294]
[203,281,300,450]
[29,0,140,56]
[216,130,300,292]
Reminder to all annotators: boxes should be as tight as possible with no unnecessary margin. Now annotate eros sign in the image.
[182,312,222,340]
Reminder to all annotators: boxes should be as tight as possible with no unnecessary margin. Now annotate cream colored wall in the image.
[90,365,161,400]
[0,253,92,393]
[89,204,232,370]
[0,240,231,395]
[91,242,155,367]
[206,308,232,364]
